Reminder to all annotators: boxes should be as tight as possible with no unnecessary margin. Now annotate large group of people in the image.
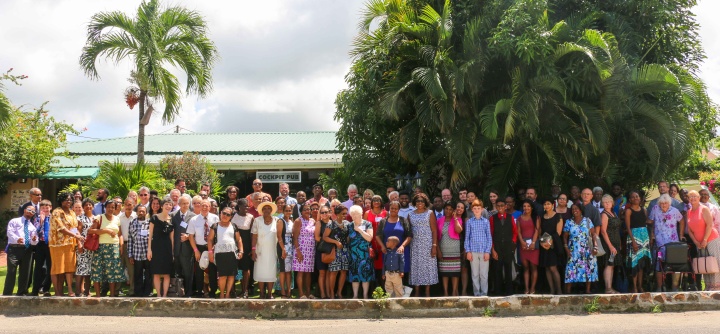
[4,179,720,299]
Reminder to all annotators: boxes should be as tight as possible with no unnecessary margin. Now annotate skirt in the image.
[626,227,651,276]
[75,249,93,276]
[439,236,461,277]
[50,244,76,275]
[238,229,254,271]
[315,251,329,271]
[703,239,720,291]
[91,244,125,283]
[329,247,349,272]
[215,252,238,277]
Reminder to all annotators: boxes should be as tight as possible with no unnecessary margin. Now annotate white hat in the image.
[257,201,277,215]
[199,251,209,270]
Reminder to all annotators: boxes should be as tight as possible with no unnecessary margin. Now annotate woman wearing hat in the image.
[252,201,284,299]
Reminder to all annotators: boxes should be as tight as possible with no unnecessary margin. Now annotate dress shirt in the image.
[464,216,492,253]
[592,200,603,212]
[118,211,137,240]
[434,210,444,219]
[127,218,150,261]
[382,248,405,274]
[92,201,107,215]
[398,207,414,219]
[7,217,39,246]
[285,196,298,206]
[186,213,219,246]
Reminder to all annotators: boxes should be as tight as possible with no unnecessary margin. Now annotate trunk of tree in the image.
[137,90,147,163]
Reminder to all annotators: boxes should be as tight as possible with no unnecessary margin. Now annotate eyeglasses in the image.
[221,212,233,216]
[311,208,320,211]
[253,183,262,186]
[200,194,208,198]
[320,211,330,214]
[228,190,237,193]
[140,193,149,197]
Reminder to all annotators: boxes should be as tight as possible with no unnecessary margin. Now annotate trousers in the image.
[194,245,218,296]
[469,252,489,296]
[132,259,153,296]
[32,242,52,294]
[4,246,34,296]
[384,271,404,297]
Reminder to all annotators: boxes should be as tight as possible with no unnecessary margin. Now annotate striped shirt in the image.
[464,216,492,253]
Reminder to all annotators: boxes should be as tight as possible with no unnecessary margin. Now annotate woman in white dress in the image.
[252,201,286,299]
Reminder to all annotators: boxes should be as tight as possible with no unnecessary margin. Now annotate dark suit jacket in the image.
[171,210,196,257]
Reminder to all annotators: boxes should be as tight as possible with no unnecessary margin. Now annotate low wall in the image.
[1,292,720,319]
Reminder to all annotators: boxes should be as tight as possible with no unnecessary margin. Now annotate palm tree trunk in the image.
[137,90,147,163]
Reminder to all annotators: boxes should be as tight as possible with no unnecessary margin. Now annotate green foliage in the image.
[0,104,79,195]
[88,160,172,198]
[158,152,224,196]
[651,304,662,313]
[1,68,28,128]
[336,0,716,196]
[372,286,391,318]
[319,153,393,199]
[584,296,600,314]
[79,0,219,161]
[482,307,496,317]
[59,183,93,200]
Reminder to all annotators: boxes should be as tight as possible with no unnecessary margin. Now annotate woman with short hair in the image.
[277,204,294,298]
[209,206,243,299]
[49,192,83,297]
[75,199,95,296]
[348,205,374,298]
[600,194,622,293]
[563,202,598,294]
[624,190,651,293]
[408,193,438,297]
[686,190,720,291]
[232,198,254,298]
[325,204,352,299]
[293,204,316,298]
[89,200,124,297]
[437,201,463,296]
[647,194,683,292]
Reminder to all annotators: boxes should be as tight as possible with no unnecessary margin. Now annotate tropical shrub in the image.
[158,152,223,196]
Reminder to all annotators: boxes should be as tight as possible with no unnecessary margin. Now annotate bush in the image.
[158,152,223,197]
[88,159,172,198]
[699,171,720,200]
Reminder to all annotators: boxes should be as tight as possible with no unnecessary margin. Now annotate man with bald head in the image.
[441,189,452,203]
[245,179,270,209]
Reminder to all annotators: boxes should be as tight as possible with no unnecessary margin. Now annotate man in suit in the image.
[17,188,42,217]
[172,195,196,297]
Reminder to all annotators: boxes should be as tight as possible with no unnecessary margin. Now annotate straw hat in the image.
[257,201,277,215]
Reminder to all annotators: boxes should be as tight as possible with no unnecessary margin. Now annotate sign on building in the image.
[256,171,302,183]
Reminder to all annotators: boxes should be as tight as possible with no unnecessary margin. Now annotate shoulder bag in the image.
[692,248,719,274]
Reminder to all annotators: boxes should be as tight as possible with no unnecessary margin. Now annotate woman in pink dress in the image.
[517,201,540,294]
[292,205,316,298]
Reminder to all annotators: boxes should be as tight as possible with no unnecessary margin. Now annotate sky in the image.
[0,0,719,142]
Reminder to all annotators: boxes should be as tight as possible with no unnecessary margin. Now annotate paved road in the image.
[2,311,718,333]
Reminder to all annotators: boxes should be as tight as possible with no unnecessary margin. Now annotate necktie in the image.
[181,213,185,222]
[23,219,30,248]
[203,216,209,242]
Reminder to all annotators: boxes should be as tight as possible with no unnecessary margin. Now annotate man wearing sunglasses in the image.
[245,179,270,209]
[17,188,42,218]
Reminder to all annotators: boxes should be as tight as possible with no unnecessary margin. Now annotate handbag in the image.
[318,240,335,254]
[321,247,336,264]
[539,232,553,250]
[84,233,99,251]
[692,248,719,274]
[594,235,606,257]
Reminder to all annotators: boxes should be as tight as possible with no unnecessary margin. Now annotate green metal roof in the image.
[43,167,100,179]
[65,131,339,155]
[55,132,343,171]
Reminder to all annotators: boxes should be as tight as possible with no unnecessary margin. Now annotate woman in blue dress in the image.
[408,193,439,297]
[347,205,374,299]
[563,203,598,294]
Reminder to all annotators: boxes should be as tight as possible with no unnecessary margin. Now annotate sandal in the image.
[242,291,248,299]
[299,295,307,299]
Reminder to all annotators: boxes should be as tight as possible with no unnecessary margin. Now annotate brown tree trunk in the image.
[137,90,147,163]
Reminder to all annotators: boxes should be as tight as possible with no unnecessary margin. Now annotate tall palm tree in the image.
[79,0,218,162]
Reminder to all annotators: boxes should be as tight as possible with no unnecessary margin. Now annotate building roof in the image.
[53,131,343,171]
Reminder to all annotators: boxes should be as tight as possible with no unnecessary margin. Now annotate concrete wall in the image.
[2,292,719,319]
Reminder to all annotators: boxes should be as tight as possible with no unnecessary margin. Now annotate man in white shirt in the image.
[187,200,219,297]
[4,206,39,296]
[591,187,604,212]
[118,198,137,295]
[342,184,359,210]
[398,192,414,218]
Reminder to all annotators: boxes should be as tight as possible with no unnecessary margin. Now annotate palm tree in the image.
[79,0,218,162]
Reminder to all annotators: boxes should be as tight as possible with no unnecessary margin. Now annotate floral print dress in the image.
[75,214,94,276]
[563,217,598,283]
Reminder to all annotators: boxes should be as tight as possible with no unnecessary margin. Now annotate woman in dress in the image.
[314,206,333,299]
[436,201,463,296]
[455,201,470,296]
[49,192,83,297]
[89,200,123,297]
[517,200,539,294]
[209,206,243,299]
[686,190,720,291]
[563,202,598,294]
[624,190,651,293]
[232,199,254,298]
[74,199,94,296]
[555,193,572,222]
[325,204,352,299]
[536,199,563,295]
[347,205,374,298]
[147,199,174,297]
[364,195,387,285]
[648,194,683,292]
[408,193,438,297]
[252,201,283,299]
[293,204,316,298]
[277,204,295,298]
[600,194,622,293]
